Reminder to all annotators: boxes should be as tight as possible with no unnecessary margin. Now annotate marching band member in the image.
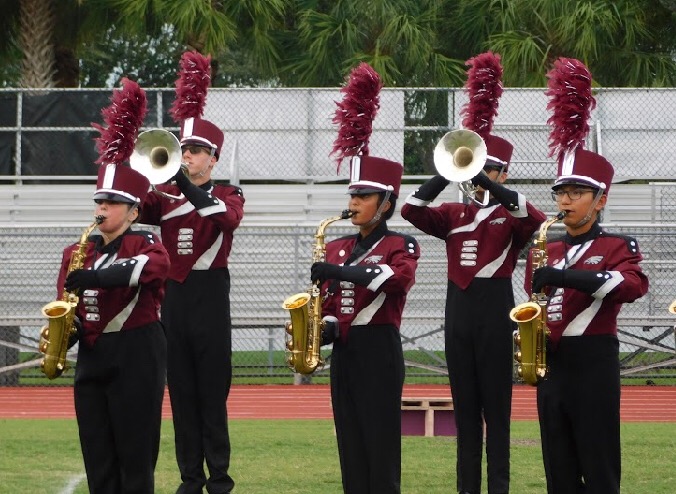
[139,51,244,494]
[59,79,170,493]
[401,52,546,494]
[528,57,648,494]
[311,62,420,494]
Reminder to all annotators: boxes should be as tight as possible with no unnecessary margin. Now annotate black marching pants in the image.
[445,279,514,494]
[75,324,167,494]
[331,325,405,494]
[537,335,621,494]
[163,269,234,494]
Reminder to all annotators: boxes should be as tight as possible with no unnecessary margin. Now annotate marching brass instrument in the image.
[669,299,676,314]
[434,129,489,207]
[39,215,104,379]
[130,129,186,200]
[510,211,566,386]
[282,209,354,375]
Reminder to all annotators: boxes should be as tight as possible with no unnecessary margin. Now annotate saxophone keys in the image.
[284,321,293,335]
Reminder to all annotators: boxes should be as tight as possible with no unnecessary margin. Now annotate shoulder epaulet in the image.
[600,231,640,255]
[334,233,359,243]
[546,233,566,245]
[128,229,160,245]
[387,231,419,250]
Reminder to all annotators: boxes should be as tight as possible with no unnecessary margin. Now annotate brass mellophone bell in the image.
[130,129,187,200]
[433,129,489,207]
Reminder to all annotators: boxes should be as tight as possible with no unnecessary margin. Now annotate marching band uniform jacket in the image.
[58,228,170,494]
[526,221,648,494]
[401,177,546,494]
[139,178,244,494]
[321,224,420,340]
[525,222,649,346]
[401,187,545,286]
[57,229,170,347]
[320,221,419,494]
[140,180,244,281]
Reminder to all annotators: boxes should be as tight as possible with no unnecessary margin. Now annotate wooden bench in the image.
[401,397,455,437]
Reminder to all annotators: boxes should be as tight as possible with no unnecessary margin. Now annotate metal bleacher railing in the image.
[0,87,675,384]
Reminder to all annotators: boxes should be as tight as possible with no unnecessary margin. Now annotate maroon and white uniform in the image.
[322,228,420,341]
[140,180,244,494]
[526,222,649,494]
[141,182,244,281]
[525,224,649,346]
[58,228,169,494]
[402,196,545,286]
[402,181,545,494]
[322,222,419,494]
[57,230,169,347]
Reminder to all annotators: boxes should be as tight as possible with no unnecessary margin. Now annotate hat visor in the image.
[552,178,601,191]
[93,191,137,204]
[180,139,218,158]
[347,186,386,195]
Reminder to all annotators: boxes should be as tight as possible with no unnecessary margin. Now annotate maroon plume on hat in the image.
[546,58,613,192]
[331,62,403,197]
[92,78,150,204]
[171,50,224,158]
[461,52,512,169]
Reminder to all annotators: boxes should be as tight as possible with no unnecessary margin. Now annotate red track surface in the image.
[0,385,674,422]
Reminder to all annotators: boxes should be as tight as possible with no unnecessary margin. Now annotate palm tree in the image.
[281,0,467,88]
[451,0,676,86]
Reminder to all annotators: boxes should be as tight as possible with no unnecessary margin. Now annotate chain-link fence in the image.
[1,87,675,182]
[1,221,674,385]
[0,86,674,384]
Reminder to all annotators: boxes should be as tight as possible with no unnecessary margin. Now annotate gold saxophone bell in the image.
[282,210,354,375]
[433,129,489,207]
[130,129,186,200]
[39,301,75,379]
[510,302,547,384]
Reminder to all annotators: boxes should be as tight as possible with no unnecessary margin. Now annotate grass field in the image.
[0,419,674,493]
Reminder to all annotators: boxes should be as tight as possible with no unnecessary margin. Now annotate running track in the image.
[0,385,674,422]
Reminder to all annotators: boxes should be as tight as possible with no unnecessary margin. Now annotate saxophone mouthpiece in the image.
[556,211,567,220]
[341,209,355,219]
[95,215,105,224]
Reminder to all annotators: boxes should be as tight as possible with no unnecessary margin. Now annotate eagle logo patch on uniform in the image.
[584,255,604,265]
[489,217,506,225]
[364,255,383,264]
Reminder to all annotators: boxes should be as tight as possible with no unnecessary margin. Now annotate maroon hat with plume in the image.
[546,58,614,193]
[92,78,150,204]
[170,51,224,159]
[331,62,403,198]
[460,52,513,169]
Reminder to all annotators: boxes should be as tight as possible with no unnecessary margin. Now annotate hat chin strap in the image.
[197,148,217,178]
[574,188,604,228]
[365,189,392,227]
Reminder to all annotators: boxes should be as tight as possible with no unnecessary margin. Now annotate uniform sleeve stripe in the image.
[367,264,394,291]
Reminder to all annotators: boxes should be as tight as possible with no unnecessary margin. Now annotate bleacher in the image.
[0,182,674,376]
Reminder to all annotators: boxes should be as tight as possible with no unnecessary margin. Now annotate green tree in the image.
[281,0,467,88]
[451,0,676,86]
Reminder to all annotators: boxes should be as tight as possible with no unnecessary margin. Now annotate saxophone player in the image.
[56,80,170,493]
[525,58,649,494]
[401,52,546,494]
[310,63,419,494]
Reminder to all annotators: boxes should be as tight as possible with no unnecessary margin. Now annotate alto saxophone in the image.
[39,216,104,379]
[510,211,565,386]
[282,209,354,375]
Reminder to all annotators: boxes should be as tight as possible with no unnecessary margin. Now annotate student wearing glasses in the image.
[527,57,649,494]
[139,51,244,494]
